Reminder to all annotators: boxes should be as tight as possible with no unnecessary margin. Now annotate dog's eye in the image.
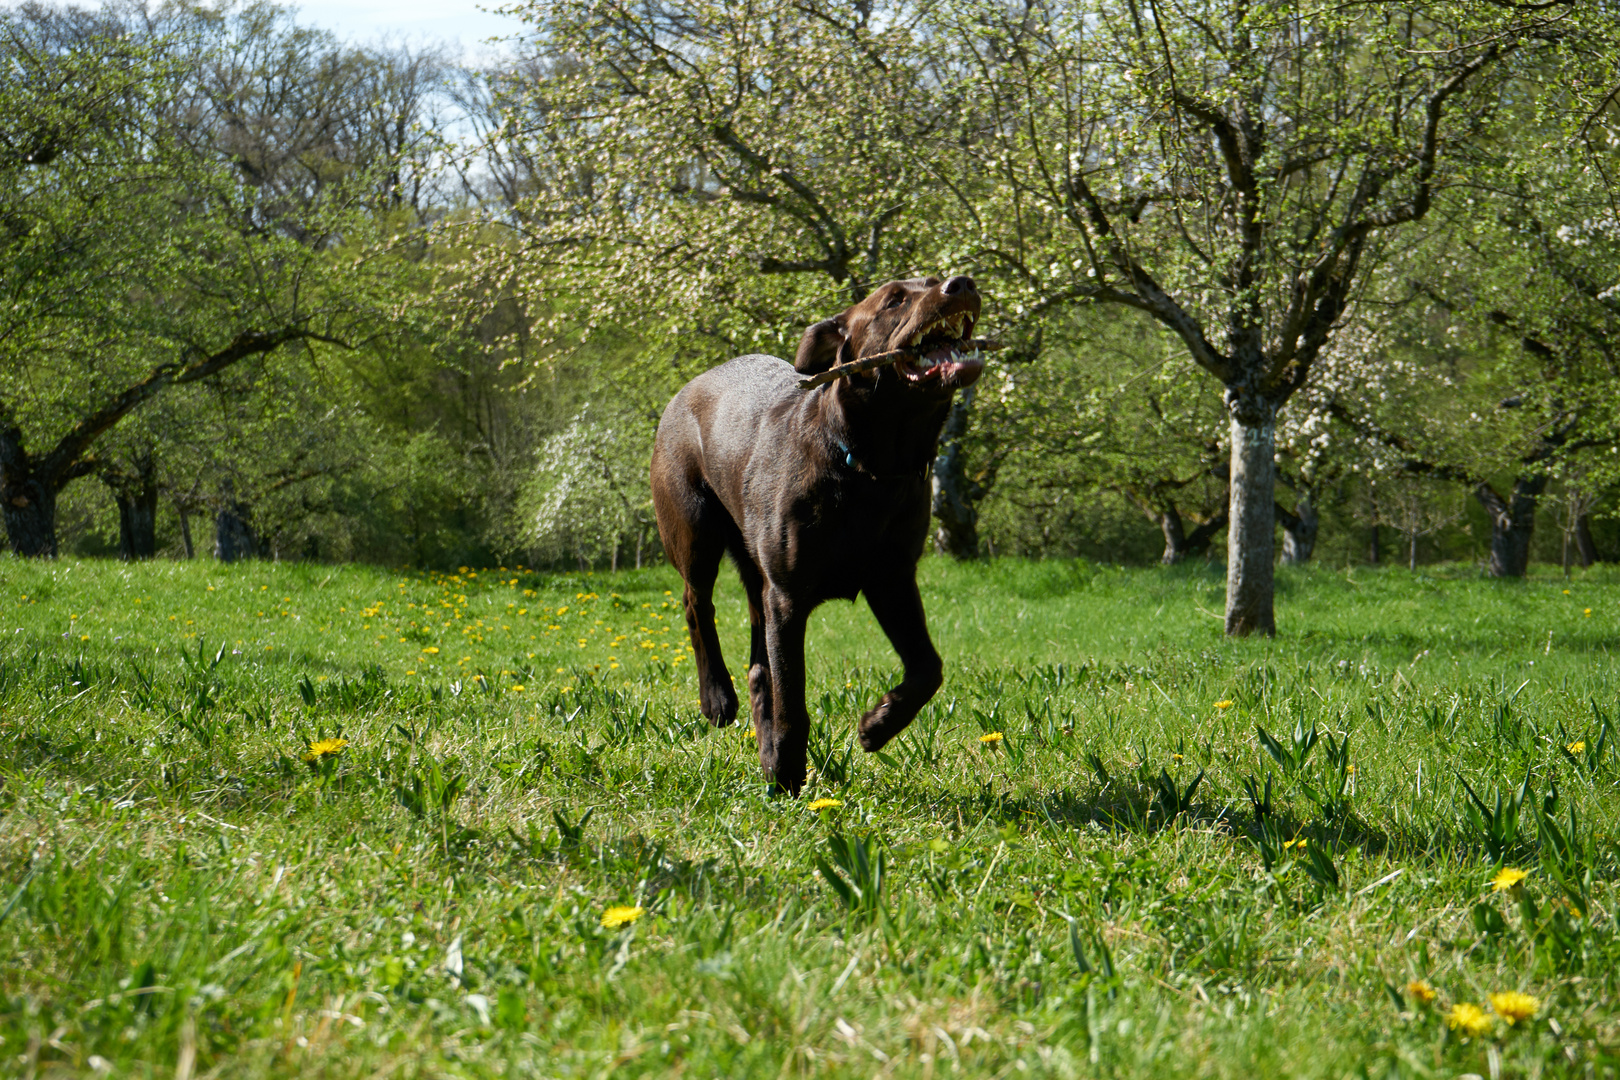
[884,292,906,309]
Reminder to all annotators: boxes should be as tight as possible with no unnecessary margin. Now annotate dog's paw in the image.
[857,700,907,752]
[766,743,809,796]
[700,686,739,726]
[771,768,808,797]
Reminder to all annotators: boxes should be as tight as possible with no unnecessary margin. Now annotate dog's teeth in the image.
[909,332,922,346]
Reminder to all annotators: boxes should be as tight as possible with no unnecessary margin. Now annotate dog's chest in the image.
[747,474,929,594]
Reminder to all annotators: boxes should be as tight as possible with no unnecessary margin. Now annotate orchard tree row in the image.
[4,0,1620,634]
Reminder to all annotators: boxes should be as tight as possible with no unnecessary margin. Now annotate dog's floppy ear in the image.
[794,314,853,375]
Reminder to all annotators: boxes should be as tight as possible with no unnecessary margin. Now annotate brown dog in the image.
[650,276,986,794]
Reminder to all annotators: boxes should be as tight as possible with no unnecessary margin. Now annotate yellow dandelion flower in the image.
[1584,608,1592,616]
[1446,1002,1495,1036]
[1567,740,1586,754]
[600,905,643,929]
[1488,991,1538,1025]
[510,685,524,693]
[421,646,439,654]
[807,799,842,811]
[1490,867,1529,892]
[302,737,349,762]
[1214,699,1234,709]
[1563,589,1571,595]
[979,731,1004,743]
[1406,980,1437,1005]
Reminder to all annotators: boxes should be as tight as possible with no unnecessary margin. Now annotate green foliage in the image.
[816,832,888,918]
[485,0,973,350]
[393,757,466,820]
[1462,771,1535,866]
[0,2,416,555]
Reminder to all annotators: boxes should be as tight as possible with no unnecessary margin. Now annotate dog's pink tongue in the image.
[941,353,985,386]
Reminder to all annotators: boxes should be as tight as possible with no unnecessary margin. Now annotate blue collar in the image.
[833,437,929,481]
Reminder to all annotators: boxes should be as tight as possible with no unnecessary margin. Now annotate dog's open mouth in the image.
[895,311,985,384]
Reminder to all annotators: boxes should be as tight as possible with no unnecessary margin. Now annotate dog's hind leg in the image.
[683,524,739,725]
[656,482,739,726]
[857,569,944,753]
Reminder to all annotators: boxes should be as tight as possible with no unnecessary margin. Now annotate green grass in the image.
[1,555,1617,1078]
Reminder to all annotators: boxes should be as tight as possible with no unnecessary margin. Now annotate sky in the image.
[274,0,522,48]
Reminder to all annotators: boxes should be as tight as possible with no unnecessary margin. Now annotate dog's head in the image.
[794,276,985,393]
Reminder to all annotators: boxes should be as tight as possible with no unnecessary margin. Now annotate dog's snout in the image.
[942,275,976,297]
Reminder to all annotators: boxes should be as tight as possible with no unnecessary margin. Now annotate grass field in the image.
[1,555,1617,1078]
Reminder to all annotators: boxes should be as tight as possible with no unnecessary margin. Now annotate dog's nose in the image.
[942,275,976,296]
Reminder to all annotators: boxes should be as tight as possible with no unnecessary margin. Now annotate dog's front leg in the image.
[760,585,809,795]
[738,562,773,733]
[858,571,944,753]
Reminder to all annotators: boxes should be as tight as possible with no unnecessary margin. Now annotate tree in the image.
[974,308,1230,563]
[470,0,1003,556]
[1314,129,1620,577]
[940,0,1583,631]
[516,403,657,569]
[0,4,397,556]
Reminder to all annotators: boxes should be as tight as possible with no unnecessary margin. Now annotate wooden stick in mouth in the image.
[797,339,1003,389]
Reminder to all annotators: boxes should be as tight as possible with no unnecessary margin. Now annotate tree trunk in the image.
[1224,406,1276,636]
[0,422,58,557]
[1158,505,1188,565]
[108,454,159,560]
[1,479,57,557]
[1410,532,1419,572]
[1276,494,1318,566]
[177,504,195,559]
[1475,476,1545,579]
[1368,525,1382,565]
[214,483,258,563]
[1157,503,1227,565]
[1574,512,1599,567]
[930,386,981,559]
[114,488,158,560]
[1186,510,1227,563]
